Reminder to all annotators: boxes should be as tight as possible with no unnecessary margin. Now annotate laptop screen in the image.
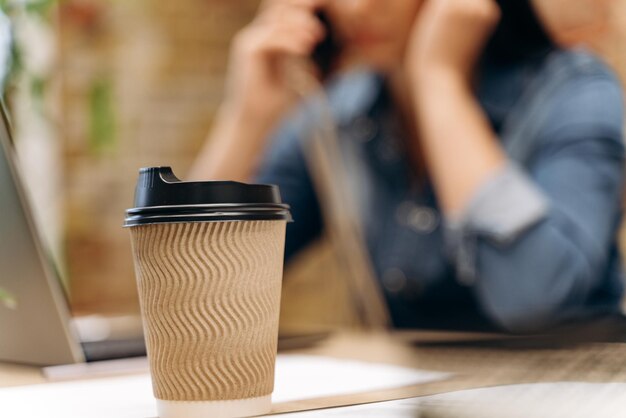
[0,101,84,365]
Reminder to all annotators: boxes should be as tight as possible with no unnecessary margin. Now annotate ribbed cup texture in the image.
[129,220,286,401]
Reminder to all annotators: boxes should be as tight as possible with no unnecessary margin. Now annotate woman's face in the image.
[531,0,614,47]
[325,0,423,72]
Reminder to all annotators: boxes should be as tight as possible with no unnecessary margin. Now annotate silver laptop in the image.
[0,102,145,366]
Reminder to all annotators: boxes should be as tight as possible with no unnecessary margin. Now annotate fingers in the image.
[258,0,327,28]
[409,0,502,79]
[242,22,322,57]
[260,0,327,13]
[421,0,500,47]
[435,0,500,31]
[236,3,326,59]
[257,5,324,34]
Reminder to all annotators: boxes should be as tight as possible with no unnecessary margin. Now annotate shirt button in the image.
[378,142,398,162]
[352,116,378,142]
[408,206,439,233]
[396,201,439,234]
[382,268,407,294]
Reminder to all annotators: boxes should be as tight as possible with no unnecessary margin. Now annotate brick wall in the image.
[60,0,260,314]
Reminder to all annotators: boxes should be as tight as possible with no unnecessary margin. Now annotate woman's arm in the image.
[188,0,326,182]
[408,0,625,331]
[407,0,504,215]
[470,76,625,331]
[189,103,279,182]
[190,0,328,261]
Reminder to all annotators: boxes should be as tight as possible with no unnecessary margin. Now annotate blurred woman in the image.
[190,0,625,333]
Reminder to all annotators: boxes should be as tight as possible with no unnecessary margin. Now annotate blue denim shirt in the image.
[256,48,625,333]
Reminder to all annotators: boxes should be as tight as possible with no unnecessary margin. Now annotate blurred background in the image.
[1,0,625,332]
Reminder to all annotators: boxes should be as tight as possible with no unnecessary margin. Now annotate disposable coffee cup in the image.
[124,167,291,418]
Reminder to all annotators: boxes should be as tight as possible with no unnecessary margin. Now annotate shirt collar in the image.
[323,67,386,127]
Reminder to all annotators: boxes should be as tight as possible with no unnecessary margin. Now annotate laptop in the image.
[0,102,146,366]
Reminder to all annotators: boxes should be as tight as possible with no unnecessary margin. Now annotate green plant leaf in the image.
[0,287,17,309]
[0,0,58,17]
[24,0,57,17]
[88,76,117,155]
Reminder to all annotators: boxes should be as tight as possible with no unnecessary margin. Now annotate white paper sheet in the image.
[0,355,449,418]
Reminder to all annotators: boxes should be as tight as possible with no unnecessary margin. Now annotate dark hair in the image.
[485,0,554,63]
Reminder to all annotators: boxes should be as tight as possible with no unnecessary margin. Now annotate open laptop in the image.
[0,102,146,366]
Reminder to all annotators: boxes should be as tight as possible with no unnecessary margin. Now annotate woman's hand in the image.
[407,0,501,84]
[224,0,326,123]
[189,0,326,182]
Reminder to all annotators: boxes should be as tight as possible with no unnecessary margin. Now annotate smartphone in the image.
[486,0,552,62]
[311,11,342,80]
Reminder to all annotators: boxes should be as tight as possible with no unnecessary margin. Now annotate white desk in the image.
[4,331,626,417]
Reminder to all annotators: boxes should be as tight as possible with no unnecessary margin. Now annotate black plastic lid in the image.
[124,167,291,227]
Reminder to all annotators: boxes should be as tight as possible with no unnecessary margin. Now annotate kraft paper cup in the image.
[125,167,291,418]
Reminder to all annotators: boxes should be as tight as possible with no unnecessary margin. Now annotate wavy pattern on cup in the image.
[130,220,286,401]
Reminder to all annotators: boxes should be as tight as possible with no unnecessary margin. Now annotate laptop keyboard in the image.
[81,337,146,362]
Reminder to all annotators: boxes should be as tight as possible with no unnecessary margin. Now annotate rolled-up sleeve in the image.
[446,74,625,333]
[447,163,550,282]
[455,163,549,242]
